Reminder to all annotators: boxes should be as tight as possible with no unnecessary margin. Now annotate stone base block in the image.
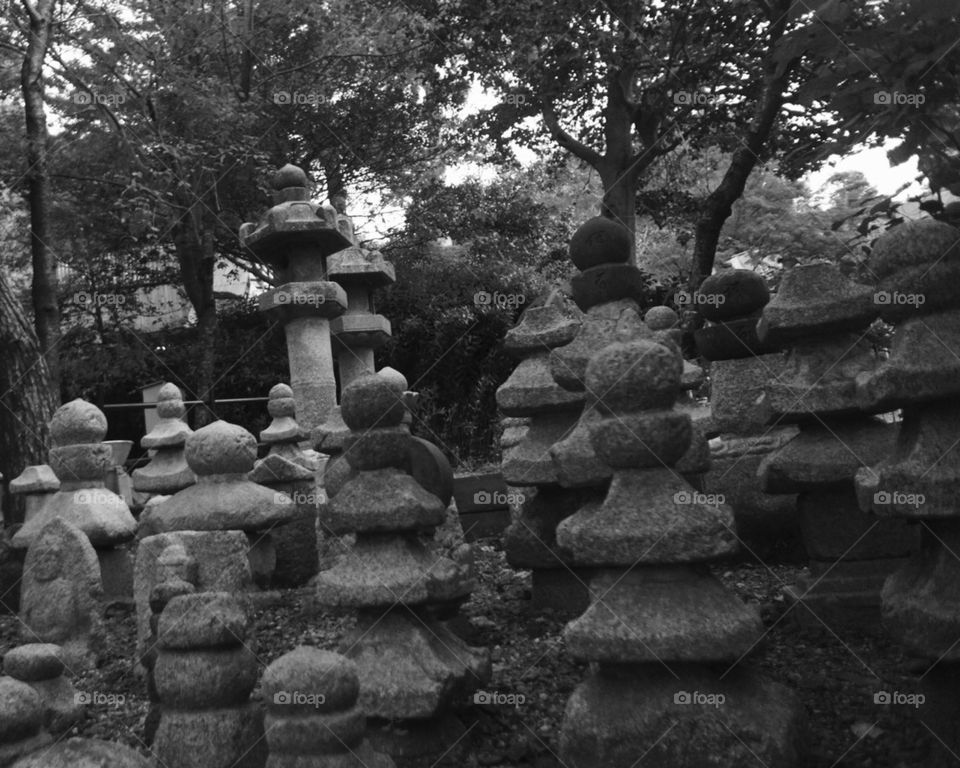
[97,545,134,603]
[559,663,803,768]
[154,704,266,768]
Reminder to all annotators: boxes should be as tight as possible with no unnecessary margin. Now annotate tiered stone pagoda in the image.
[12,399,137,599]
[239,164,350,434]
[153,591,265,768]
[131,382,195,501]
[757,262,916,627]
[694,270,798,551]
[497,287,584,610]
[314,372,488,756]
[249,383,321,587]
[261,647,394,768]
[854,219,960,764]
[556,339,802,767]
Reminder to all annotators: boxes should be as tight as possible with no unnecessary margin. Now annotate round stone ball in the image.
[697,270,770,322]
[155,383,186,419]
[870,219,960,279]
[267,383,296,418]
[569,217,632,270]
[340,374,406,430]
[0,676,44,743]
[377,366,408,393]
[3,645,64,682]
[49,399,107,447]
[261,647,360,714]
[272,163,308,190]
[185,421,257,475]
[644,306,679,330]
[586,340,682,413]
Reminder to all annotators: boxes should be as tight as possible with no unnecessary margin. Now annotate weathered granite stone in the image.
[134,531,251,670]
[262,647,395,768]
[12,400,136,550]
[154,591,265,768]
[19,518,102,671]
[9,738,154,768]
[564,567,761,662]
[156,591,249,649]
[709,355,786,435]
[323,470,446,534]
[559,665,802,768]
[0,676,52,765]
[868,217,960,280]
[340,373,406,430]
[698,270,770,322]
[501,410,578,486]
[756,262,877,346]
[496,355,585,416]
[2,645,82,734]
[568,216,632,271]
[693,314,774,360]
[644,305,678,330]
[133,383,195,495]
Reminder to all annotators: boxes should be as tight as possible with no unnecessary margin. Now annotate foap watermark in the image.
[673,90,714,106]
[874,90,925,106]
[273,690,326,708]
[474,291,526,309]
[473,690,525,708]
[874,290,925,308]
[73,91,126,106]
[503,93,527,105]
[74,489,120,506]
[675,289,724,308]
[874,690,924,708]
[273,90,328,106]
[473,490,525,507]
[673,490,725,506]
[873,490,925,509]
[75,691,125,706]
[276,290,326,307]
[73,291,125,307]
[674,690,725,707]
[282,489,328,506]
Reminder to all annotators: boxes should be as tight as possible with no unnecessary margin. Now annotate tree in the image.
[17,0,61,397]
[0,267,56,525]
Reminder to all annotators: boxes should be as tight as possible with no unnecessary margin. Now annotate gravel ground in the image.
[0,540,942,767]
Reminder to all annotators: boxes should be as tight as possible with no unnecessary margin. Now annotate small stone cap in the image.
[644,305,679,330]
[260,384,304,443]
[870,218,960,280]
[261,646,360,714]
[586,339,682,413]
[49,399,107,447]
[377,367,408,392]
[569,217,632,270]
[341,374,406,430]
[10,465,59,495]
[184,421,258,475]
[3,645,64,682]
[155,383,187,419]
[0,675,44,743]
[157,591,248,649]
[272,163,308,190]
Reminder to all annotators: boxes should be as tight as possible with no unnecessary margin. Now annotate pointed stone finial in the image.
[272,163,308,190]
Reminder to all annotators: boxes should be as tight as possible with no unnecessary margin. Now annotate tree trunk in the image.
[20,0,61,398]
[688,0,795,296]
[172,202,218,428]
[0,269,56,526]
[598,159,637,253]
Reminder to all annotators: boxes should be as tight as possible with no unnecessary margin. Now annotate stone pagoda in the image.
[239,164,351,434]
[249,383,321,587]
[757,262,916,627]
[497,287,584,611]
[853,219,960,764]
[12,399,137,599]
[693,269,798,552]
[131,382,195,502]
[314,372,489,756]
[545,217,658,611]
[556,339,801,768]
[261,647,394,768]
